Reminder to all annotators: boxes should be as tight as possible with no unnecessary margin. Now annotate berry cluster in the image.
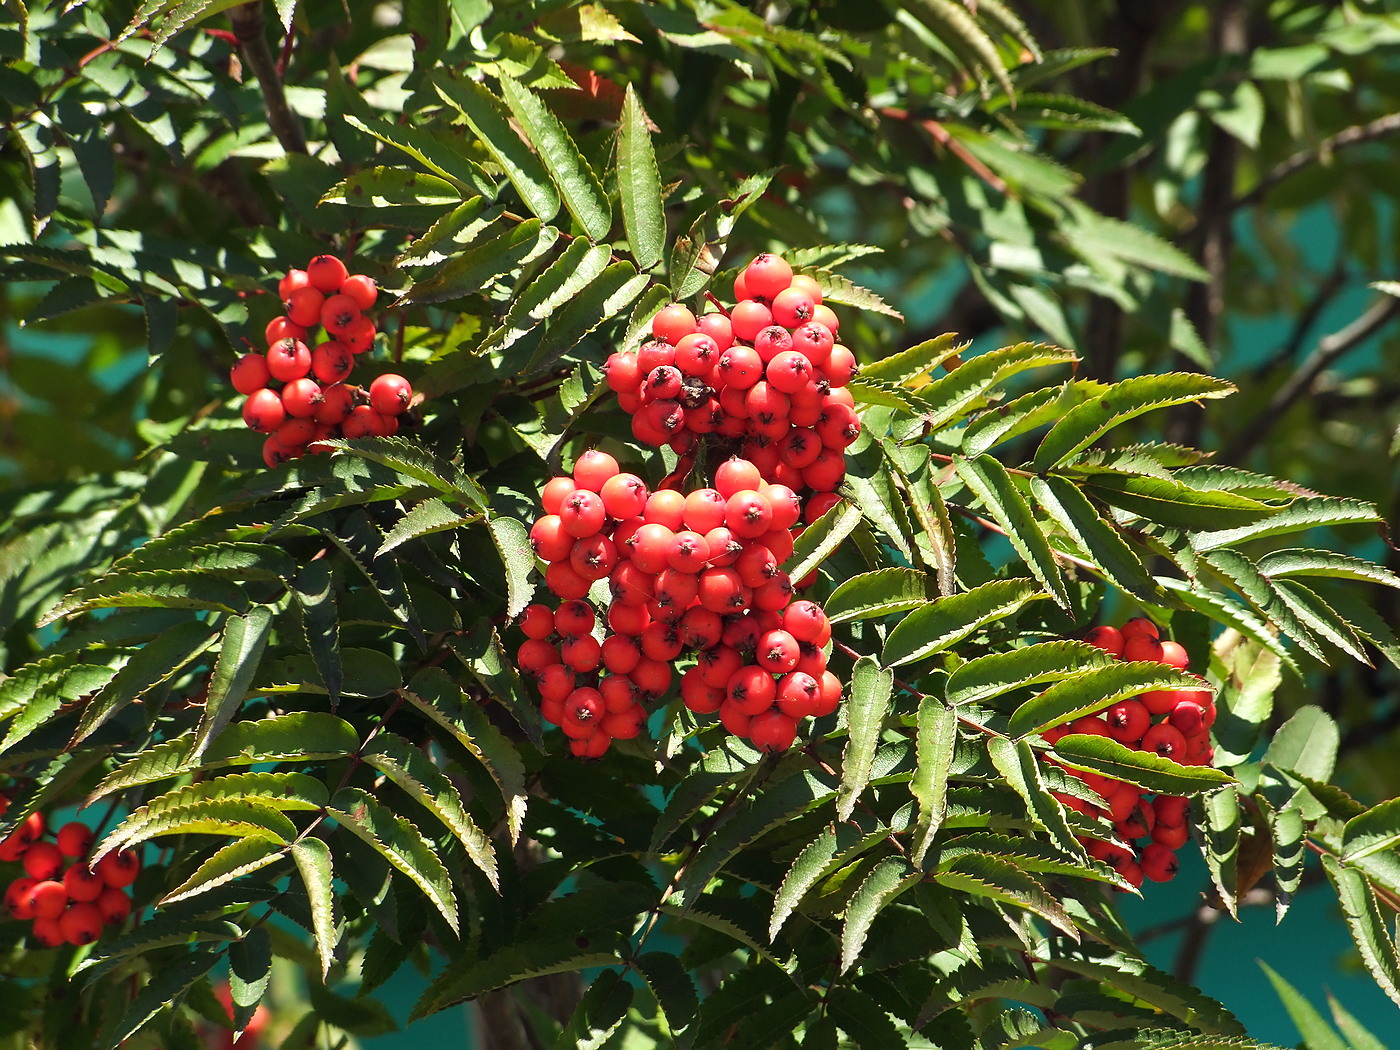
[0,800,138,947]
[230,254,417,468]
[604,252,857,503]
[521,450,843,757]
[1046,616,1216,887]
[519,253,863,758]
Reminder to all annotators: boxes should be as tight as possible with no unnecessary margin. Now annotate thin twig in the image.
[1225,295,1400,461]
[228,1,308,156]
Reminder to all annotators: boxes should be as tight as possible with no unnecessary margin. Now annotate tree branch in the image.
[1230,111,1400,217]
[1224,295,1400,462]
[227,1,308,156]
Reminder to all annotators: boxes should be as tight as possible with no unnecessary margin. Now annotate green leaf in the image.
[290,558,341,704]
[499,76,612,242]
[71,619,218,745]
[400,218,557,304]
[378,498,479,556]
[89,712,359,801]
[882,442,957,591]
[1271,802,1306,922]
[911,696,957,866]
[838,658,894,821]
[914,343,1077,430]
[962,383,1094,459]
[486,516,534,621]
[193,606,273,763]
[1340,798,1400,866]
[633,951,699,1031]
[955,454,1069,609]
[843,442,916,561]
[616,85,664,270]
[1051,735,1234,795]
[1256,548,1400,589]
[859,332,963,385]
[341,113,494,194]
[934,853,1076,938]
[1031,475,1162,602]
[105,949,221,1050]
[475,237,614,358]
[413,933,626,1019]
[669,172,771,299]
[1258,964,1346,1050]
[523,260,648,373]
[160,838,286,906]
[673,769,836,906]
[769,827,840,942]
[41,569,249,626]
[1082,472,1283,533]
[321,436,487,509]
[1063,203,1210,281]
[402,666,528,836]
[291,838,338,979]
[322,166,462,207]
[785,498,863,584]
[802,269,903,321]
[904,0,1014,98]
[554,970,633,1050]
[229,927,272,1034]
[1008,662,1211,738]
[433,75,559,223]
[1031,374,1235,470]
[989,736,1084,858]
[1264,705,1338,783]
[1324,856,1400,1008]
[883,578,1043,668]
[826,986,906,1049]
[1191,496,1380,552]
[1274,579,1369,663]
[825,567,930,623]
[841,857,920,972]
[1327,992,1388,1050]
[97,799,297,856]
[361,733,498,888]
[946,640,1117,707]
[328,787,458,932]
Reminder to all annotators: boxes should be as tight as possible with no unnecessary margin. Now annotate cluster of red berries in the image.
[0,799,138,947]
[518,253,863,758]
[1045,616,1216,887]
[604,252,858,499]
[229,254,416,468]
[520,450,843,757]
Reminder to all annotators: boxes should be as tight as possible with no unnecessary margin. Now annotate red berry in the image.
[62,863,105,903]
[280,377,324,418]
[95,849,140,889]
[770,286,815,329]
[1122,635,1164,663]
[266,337,311,382]
[338,314,377,354]
[341,273,378,311]
[1159,639,1190,669]
[726,664,777,715]
[4,876,38,919]
[60,901,104,945]
[716,345,764,390]
[96,886,131,924]
[652,304,698,344]
[518,604,555,639]
[284,286,325,328]
[748,709,797,752]
[265,315,307,346]
[554,599,595,637]
[573,450,620,493]
[821,344,857,387]
[27,880,68,919]
[278,268,310,299]
[1104,699,1149,744]
[604,351,641,393]
[560,634,602,673]
[1140,842,1180,883]
[600,635,642,676]
[1121,616,1159,640]
[230,353,272,395]
[559,490,607,538]
[756,629,800,674]
[600,473,648,519]
[313,383,354,425]
[306,254,349,293]
[644,490,687,531]
[1084,625,1124,658]
[56,822,94,859]
[743,253,794,301]
[23,840,63,881]
[368,373,413,417]
[730,299,773,342]
[1140,722,1188,761]
[320,293,362,337]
